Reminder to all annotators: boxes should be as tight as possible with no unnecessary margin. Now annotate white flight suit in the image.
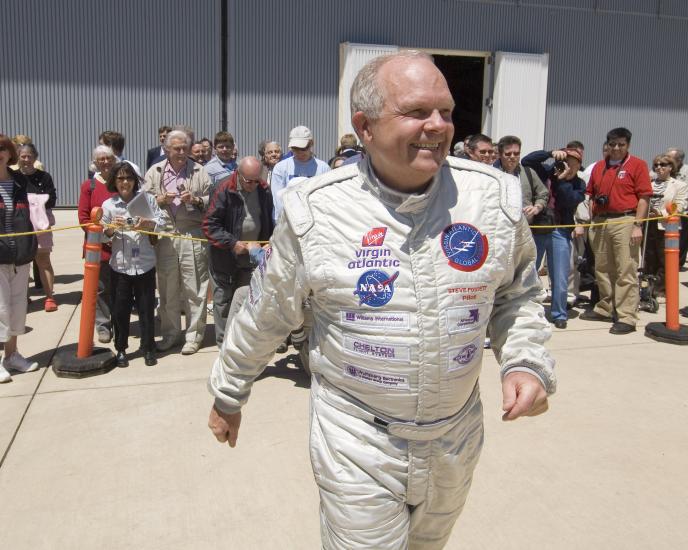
[209,156,556,549]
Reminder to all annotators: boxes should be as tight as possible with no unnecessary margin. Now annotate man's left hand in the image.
[630,225,643,245]
[501,371,549,421]
[179,190,193,204]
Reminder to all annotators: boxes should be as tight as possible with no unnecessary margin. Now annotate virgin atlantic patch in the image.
[440,222,488,272]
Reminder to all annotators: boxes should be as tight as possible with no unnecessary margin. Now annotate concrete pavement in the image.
[0,210,686,549]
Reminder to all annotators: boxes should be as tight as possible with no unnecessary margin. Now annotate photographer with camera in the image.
[102,162,165,367]
[581,127,652,334]
[522,147,586,329]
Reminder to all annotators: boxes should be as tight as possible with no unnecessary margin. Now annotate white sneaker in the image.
[181,341,200,355]
[0,361,11,383]
[3,352,39,373]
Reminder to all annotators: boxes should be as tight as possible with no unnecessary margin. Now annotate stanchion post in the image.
[77,207,104,358]
[645,210,688,344]
[664,213,680,331]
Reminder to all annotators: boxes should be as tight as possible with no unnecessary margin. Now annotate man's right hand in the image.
[233,241,249,255]
[208,406,242,448]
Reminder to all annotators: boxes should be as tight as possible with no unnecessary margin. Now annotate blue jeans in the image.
[534,228,572,321]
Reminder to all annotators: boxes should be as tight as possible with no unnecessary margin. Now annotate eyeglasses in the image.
[239,174,261,185]
[653,163,671,168]
[502,151,520,157]
[607,141,628,149]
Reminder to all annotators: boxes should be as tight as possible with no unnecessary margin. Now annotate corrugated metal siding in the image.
[3,0,688,207]
[228,0,688,166]
[1,0,221,206]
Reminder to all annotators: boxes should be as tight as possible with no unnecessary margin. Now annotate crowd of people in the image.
[0,111,686,378]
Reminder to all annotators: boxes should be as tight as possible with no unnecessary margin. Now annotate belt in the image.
[596,210,635,218]
[314,375,480,442]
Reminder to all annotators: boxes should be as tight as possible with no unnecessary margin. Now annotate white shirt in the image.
[101,192,164,275]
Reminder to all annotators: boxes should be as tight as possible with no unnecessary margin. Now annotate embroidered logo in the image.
[453,344,478,365]
[440,222,489,272]
[340,311,410,331]
[362,227,387,247]
[353,270,399,308]
[343,364,409,390]
[446,303,490,334]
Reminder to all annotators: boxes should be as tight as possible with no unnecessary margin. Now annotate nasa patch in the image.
[353,269,399,308]
[440,222,488,272]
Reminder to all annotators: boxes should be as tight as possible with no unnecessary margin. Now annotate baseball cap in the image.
[289,126,313,148]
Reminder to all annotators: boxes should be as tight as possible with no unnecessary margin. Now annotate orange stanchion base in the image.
[645,322,688,345]
[52,343,116,378]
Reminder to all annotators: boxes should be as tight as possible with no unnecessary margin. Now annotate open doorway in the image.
[432,54,486,149]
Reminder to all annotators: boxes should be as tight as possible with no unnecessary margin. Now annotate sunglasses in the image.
[240,174,261,185]
[653,163,670,168]
[502,152,520,157]
[0,145,7,152]
[607,142,628,149]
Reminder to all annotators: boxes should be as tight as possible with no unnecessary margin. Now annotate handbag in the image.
[530,207,556,234]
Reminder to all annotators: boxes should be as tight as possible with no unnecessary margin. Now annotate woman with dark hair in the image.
[0,134,39,383]
[101,162,164,367]
[645,154,688,296]
[17,143,58,311]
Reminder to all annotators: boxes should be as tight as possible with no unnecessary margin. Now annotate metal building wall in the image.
[227,0,688,166]
[1,0,221,206]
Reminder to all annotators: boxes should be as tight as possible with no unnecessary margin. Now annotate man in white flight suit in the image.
[208,51,555,549]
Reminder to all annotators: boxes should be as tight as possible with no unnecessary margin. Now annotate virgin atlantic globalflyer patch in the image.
[440,222,489,272]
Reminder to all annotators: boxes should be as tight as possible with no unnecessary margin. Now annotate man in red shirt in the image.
[581,127,652,334]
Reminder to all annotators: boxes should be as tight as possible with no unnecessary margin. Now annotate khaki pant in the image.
[589,216,639,325]
[155,229,209,344]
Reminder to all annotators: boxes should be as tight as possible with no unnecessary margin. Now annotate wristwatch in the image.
[633,221,643,227]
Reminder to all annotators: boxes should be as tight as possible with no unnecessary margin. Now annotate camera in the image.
[594,195,609,207]
[553,160,566,172]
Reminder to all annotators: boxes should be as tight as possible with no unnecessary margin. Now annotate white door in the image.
[490,51,549,155]
[338,43,399,139]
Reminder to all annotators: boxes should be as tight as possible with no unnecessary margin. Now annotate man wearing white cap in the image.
[270,125,329,222]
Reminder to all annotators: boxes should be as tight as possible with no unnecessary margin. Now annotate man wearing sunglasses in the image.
[270,125,330,223]
[582,127,652,334]
[465,133,494,165]
[202,156,274,347]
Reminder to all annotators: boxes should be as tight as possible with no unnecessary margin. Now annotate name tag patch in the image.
[343,334,410,362]
[248,276,262,306]
[341,310,410,331]
[445,303,489,334]
[343,363,409,390]
[448,337,482,373]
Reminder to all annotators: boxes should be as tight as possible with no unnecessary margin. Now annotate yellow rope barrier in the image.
[0,213,686,239]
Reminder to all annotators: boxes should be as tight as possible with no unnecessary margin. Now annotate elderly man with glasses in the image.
[202,156,275,347]
[270,125,330,223]
[144,129,211,355]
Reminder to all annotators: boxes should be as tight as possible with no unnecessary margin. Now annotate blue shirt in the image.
[271,156,330,222]
[205,157,237,187]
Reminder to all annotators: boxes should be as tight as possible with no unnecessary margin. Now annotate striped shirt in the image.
[0,180,15,255]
